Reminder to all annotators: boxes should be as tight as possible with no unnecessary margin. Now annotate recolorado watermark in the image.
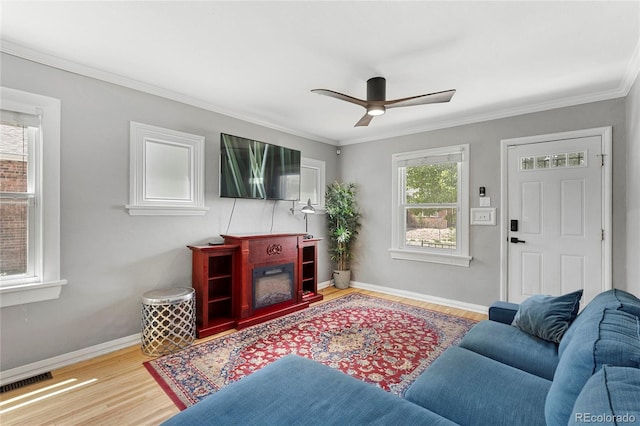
[575,413,637,423]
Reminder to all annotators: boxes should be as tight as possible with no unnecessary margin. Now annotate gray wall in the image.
[0,53,337,371]
[338,99,629,307]
[0,51,636,372]
[626,74,640,296]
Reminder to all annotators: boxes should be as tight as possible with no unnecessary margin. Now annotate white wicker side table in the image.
[141,287,195,356]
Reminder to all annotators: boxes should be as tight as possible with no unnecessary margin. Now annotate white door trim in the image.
[499,127,612,301]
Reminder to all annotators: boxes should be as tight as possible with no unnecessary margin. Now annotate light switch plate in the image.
[479,197,491,207]
[470,208,496,225]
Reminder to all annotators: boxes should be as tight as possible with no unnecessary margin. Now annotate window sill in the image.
[125,205,209,216]
[0,279,68,308]
[388,248,472,267]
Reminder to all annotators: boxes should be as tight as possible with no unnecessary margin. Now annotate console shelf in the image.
[188,244,238,338]
[300,238,323,303]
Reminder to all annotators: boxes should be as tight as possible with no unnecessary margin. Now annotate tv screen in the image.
[220,133,301,200]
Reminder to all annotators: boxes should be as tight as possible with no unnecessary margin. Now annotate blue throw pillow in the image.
[512,290,583,343]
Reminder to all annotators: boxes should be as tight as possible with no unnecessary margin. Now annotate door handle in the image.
[510,237,526,244]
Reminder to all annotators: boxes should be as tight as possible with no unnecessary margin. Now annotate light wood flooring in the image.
[0,287,486,426]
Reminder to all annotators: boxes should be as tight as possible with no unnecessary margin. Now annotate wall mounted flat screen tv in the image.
[220,133,301,200]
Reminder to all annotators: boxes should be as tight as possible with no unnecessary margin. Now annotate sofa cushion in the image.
[459,320,558,380]
[569,365,640,426]
[545,308,640,426]
[161,354,456,426]
[511,290,583,343]
[405,346,551,426]
[560,289,640,357]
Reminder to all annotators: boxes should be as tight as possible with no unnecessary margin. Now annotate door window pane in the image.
[567,152,585,167]
[551,154,567,168]
[521,156,535,170]
[536,155,550,169]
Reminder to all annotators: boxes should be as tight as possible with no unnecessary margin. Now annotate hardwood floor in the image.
[0,287,486,425]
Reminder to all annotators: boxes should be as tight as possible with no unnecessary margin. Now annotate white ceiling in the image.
[1,1,639,145]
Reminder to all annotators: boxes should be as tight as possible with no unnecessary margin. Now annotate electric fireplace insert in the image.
[252,263,295,310]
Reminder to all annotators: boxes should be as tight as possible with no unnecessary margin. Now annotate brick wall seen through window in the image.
[1,123,29,276]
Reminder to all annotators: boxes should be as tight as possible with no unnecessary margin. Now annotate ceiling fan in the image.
[311,77,456,127]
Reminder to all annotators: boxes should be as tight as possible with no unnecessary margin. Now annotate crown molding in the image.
[0,40,337,146]
[3,38,637,148]
[337,39,640,146]
[337,83,632,146]
[620,41,640,95]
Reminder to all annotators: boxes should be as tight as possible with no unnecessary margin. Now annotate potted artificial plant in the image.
[325,181,362,289]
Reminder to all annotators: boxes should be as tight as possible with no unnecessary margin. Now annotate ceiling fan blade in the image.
[385,89,456,109]
[311,89,368,107]
[354,112,374,127]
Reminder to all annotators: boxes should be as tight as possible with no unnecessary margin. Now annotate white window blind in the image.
[398,152,464,167]
[0,110,41,128]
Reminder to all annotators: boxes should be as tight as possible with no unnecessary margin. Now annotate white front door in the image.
[505,129,610,305]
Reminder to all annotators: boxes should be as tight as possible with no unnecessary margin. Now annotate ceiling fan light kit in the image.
[311,77,456,127]
[367,105,385,116]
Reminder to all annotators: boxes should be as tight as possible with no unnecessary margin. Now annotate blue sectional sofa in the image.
[163,289,640,425]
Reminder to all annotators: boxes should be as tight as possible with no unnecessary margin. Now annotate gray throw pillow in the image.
[512,290,583,343]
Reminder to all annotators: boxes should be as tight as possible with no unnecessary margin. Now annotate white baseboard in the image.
[0,333,141,387]
[317,280,332,290]
[350,281,489,314]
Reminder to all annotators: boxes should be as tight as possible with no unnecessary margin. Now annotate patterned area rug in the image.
[144,293,477,410]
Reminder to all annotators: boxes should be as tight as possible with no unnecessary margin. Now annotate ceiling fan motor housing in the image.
[367,77,386,101]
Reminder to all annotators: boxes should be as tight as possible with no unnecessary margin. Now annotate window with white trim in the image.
[300,157,326,211]
[0,87,66,307]
[126,122,208,216]
[390,144,471,266]
[1,112,38,279]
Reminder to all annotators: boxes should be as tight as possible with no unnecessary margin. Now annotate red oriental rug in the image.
[144,293,477,410]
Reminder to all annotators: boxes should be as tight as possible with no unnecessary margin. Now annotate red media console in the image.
[188,233,322,338]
